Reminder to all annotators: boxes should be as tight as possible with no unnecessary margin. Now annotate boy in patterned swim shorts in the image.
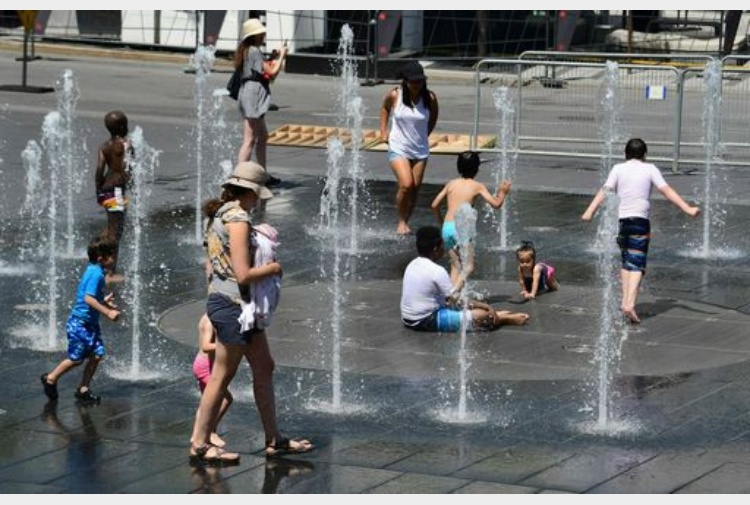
[582,138,700,323]
[41,236,121,404]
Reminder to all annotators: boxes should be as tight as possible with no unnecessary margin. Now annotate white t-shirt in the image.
[400,257,453,321]
[604,159,668,219]
[388,88,430,160]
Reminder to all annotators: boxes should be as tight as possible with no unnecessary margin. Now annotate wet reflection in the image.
[190,465,231,494]
[41,400,101,486]
[262,458,315,494]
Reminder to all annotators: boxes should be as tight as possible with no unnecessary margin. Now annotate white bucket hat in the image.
[241,18,266,41]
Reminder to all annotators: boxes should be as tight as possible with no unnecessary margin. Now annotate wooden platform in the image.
[268,124,496,154]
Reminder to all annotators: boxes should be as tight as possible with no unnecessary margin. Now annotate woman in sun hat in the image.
[233,18,287,186]
[379,60,440,235]
[189,161,314,465]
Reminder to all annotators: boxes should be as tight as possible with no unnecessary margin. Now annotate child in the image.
[95,110,132,276]
[582,138,700,323]
[516,241,559,300]
[238,223,281,332]
[430,151,511,286]
[41,236,121,404]
[191,313,233,449]
[401,226,529,332]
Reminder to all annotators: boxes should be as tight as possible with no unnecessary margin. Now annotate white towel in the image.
[238,224,281,332]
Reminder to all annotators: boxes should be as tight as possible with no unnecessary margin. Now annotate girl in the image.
[379,60,439,235]
[516,241,559,300]
[234,18,287,186]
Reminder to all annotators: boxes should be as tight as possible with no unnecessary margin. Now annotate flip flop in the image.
[189,444,240,467]
[265,437,315,458]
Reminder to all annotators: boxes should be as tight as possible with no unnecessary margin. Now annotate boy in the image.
[400,226,529,332]
[582,138,700,323]
[41,236,121,404]
[95,110,132,276]
[431,151,511,285]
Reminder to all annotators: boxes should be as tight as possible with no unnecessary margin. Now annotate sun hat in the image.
[400,60,426,81]
[223,161,274,200]
[241,18,266,41]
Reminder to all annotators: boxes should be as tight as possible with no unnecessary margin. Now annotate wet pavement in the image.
[2,40,750,494]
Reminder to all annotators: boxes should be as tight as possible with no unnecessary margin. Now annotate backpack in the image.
[227,68,242,100]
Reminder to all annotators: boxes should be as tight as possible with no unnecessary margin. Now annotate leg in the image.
[77,355,102,391]
[243,331,279,444]
[254,117,269,170]
[447,248,461,286]
[494,310,530,326]
[47,358,81,384]
[390,157,415,235]
[191,339,242,450]
[238,117,263,164]
[620,268,643,323]
[461,242,475,281]
[406,158,428,226]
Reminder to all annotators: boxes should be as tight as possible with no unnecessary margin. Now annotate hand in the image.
[581,211,593,221]
[104,293,116,306]
[499,180,512,194]
[686,206,700,217]
[107,308,120,322]
[380,132,389,144]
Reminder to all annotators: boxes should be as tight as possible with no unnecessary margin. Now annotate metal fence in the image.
[472,52,750,171]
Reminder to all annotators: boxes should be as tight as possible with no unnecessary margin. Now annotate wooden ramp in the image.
[268,124,496,154]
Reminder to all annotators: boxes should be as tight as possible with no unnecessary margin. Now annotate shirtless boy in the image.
[95,110,132,275]
[430,151,511,285]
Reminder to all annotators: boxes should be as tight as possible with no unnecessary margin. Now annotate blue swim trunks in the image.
[616,217,651,273]
[403,307,469,332]
[65,315,105,362]
[442,221,458,250]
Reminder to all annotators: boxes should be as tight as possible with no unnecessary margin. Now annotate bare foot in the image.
[497,311,530,326]
[210,433,227,448]
[396,223,411,235]
[622,308,641,324]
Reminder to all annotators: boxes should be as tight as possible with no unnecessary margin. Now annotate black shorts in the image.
[206,293,262,345]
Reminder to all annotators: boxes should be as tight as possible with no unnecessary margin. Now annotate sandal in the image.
[265,437,315,458]
[189,443,240,467]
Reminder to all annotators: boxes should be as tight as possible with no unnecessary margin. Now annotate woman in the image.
[379,60,439,235]
[234,18,287,186]
[189,161,314,465]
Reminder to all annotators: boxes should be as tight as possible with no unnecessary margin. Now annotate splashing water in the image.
[54,69,86,258]
[590,61,628,430]
[189,45,217,244]
[116,126,161,379]
[489,86,517,251]
[17,137,61,350]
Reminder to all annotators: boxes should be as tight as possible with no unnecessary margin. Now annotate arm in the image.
[85,294,119,321]
[379,89,396,143]
[658,185,700,217]
[262,44,288,79]
[518,267,528,296]
[526,265,544,299]
[227,221,282,286]
[197,314,216,354]
[427,91,439,136]
[581,187,607,221]
[430,185,448,225]
[94,148,106,193]
[479,180,511,209]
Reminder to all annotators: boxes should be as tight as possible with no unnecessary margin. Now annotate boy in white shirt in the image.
[582,138,700,323]
[400,226,529,332]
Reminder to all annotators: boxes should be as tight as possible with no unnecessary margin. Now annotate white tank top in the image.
[388,88,430,160]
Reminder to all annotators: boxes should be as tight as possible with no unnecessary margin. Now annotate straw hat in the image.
[241,18,266,41]
[223,161,274,200]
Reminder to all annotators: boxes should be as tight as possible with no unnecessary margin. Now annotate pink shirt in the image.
[604,159,668,219]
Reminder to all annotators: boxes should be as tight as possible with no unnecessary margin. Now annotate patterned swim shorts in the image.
[617,217,651,272]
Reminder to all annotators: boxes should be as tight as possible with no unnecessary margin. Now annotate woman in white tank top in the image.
[379,61,440,235]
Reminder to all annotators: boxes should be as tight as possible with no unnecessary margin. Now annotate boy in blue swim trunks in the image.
[400,226,529,332]
[582,138,700,323]
[431,151,511,286]
[41,236,121,404]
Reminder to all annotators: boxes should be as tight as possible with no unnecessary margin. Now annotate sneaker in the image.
[266,175,282,187]
[40,373,58,400]
[74,387,101,404]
